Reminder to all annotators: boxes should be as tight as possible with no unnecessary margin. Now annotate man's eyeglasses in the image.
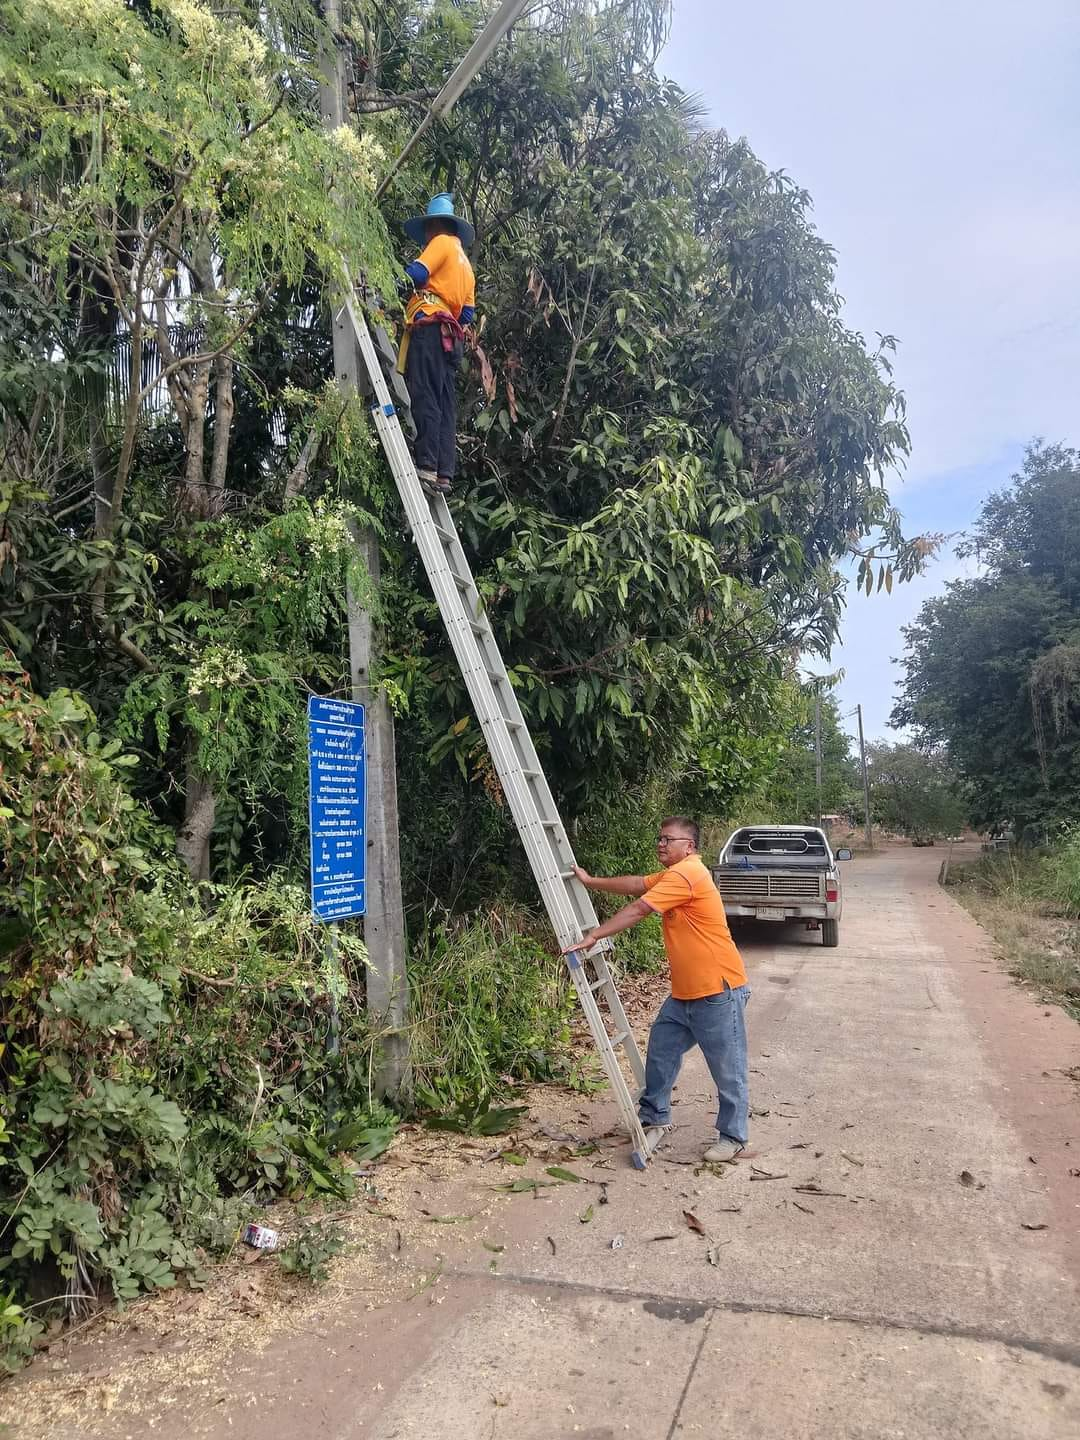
[657,835,692,847]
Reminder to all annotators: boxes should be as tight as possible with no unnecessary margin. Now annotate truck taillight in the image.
[826,887,838,902]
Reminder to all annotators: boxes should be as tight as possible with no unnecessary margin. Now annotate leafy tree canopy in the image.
[893,443,1080,832]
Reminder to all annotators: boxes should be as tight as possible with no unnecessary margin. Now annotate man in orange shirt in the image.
[399,193,476,496]
[568,816,751,1162]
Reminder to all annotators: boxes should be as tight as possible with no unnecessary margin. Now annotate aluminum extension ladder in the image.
[341,288,663,1168]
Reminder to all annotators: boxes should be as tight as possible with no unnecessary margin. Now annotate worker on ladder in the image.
[397,193,476,496]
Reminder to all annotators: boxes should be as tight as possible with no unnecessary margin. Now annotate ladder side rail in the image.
[369,405,586,947]
[362,377,592,948]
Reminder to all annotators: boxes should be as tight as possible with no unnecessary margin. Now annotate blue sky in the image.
[661,0,1080,738]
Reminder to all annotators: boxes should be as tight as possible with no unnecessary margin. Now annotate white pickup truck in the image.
[711,825,851,948]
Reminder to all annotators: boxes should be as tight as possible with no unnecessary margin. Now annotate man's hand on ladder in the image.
[562,929,602,955]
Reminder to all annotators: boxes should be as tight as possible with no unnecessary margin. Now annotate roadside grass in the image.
[948,847,1080,1023]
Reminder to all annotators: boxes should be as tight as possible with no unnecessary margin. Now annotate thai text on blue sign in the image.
[308,696,366,921]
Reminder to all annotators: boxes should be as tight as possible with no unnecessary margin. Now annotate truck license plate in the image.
[756,907,786,921]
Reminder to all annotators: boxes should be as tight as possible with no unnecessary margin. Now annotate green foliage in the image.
[894,444,1080,830]
[276,1220,345,1285]
[0,1288,44,1375]
[423,1092,527,1135]
[755,683,859,825]
[866,742,968,842]
[0,672,381,1334]
[408,908,575,1107]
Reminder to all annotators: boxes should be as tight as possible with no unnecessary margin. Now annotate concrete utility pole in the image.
[814,689,823,828]
[320,0,409,1099]
[857,703,873,851]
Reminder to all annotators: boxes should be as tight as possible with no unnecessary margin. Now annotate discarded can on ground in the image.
[243,1223,279,1251]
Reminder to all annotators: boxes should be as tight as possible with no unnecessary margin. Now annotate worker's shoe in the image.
[702,1135,743,1164]
[435,475,452,493]
[417,468,441,496]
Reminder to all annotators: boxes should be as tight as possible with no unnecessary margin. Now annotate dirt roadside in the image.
[3,844,1080,1440]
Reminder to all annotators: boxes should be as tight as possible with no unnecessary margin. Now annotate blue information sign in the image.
[308,696,366,922]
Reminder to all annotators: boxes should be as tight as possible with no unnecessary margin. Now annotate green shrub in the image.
[1041,829,1080,916]
[276,1220,345,1285]
[409,906,574,1109]
[0,669,380,1342]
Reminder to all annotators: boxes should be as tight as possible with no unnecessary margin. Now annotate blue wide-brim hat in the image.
[403,192,475,250]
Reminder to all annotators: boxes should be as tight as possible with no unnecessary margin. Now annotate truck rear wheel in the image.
[821,918,840,948]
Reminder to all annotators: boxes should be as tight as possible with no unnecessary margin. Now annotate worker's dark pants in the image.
[405,322,458,480]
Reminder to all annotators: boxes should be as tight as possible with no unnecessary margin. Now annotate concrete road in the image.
[18,846,1080,1438]
[352,845,1080,1440]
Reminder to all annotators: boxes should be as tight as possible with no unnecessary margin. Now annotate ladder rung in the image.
[451,573,471,590]
[433,524,456,543]
[609,1028,630,1047]
[468,619,487,635]
[590,975,608,993]
[541,820,561,830]
[484,668,505,684]
[523,769,541,780]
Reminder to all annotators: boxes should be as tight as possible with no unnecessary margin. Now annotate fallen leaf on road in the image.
[958,1170,985,1190]
[546,1235,557,1255]
[683,1210,706,1235]
[649,1234,677,1241]
[482,1240,505,1253]
[578,1205,594,1225]
[793,1201,814,1214]
[750,1167,788,1181]
[794,1183,846,1197]
[840,1152,864,1167]
[546,1166,584,1183]
[706,1242,731,1265]
[493,1178,555,1193]
[423,1212,475,1224]
[598,1183,610,1205]
[501,1152,527,1166]
[1021,1222,1048,1231]
[790,1142,809,1150]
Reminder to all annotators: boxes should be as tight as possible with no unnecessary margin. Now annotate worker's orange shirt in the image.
[643,855,748,999]
[406,233,475,324]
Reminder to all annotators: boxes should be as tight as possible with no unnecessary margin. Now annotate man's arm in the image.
[561,898,653,955]
[572,864,645,897]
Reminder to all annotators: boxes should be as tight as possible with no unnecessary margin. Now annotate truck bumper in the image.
[723,904,839,921]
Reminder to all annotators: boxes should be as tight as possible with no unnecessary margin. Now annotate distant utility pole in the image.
[814,689,823,828]
[857,703,873,851]
[320,0,409,1099]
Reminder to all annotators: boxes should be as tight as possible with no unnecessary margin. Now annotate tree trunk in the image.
[177,748,216,882]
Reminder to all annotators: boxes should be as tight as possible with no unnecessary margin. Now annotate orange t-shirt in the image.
[406,233,475,324]
[643,855,747,999]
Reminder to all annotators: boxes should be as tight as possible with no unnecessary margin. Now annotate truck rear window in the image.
[727,829,829,859]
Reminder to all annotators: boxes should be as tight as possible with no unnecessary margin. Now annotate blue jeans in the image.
[638,987,751,1145]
